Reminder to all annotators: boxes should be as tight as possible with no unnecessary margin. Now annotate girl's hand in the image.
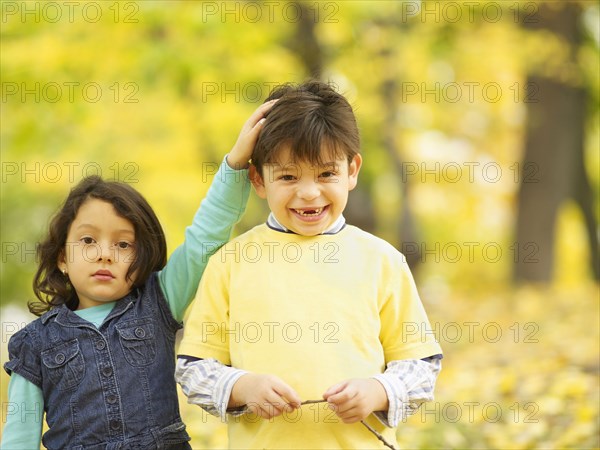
[229,372,301,419]
[226,100,277,170]
[323,378,389,423]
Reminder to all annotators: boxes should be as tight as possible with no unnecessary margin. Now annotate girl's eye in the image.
[279,175,295,181]
[81,237,95,245]
[116,241,134,250]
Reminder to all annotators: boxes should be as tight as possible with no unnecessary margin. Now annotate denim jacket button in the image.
[54,353,65,364]
[109,419,121,430]
[102,366,113,377]
[95,340,106,350]
[134,327,146,338]
[107,394,117,404]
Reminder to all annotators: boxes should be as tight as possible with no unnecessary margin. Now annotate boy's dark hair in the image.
[252,80,360,175]
[30,176,167,316]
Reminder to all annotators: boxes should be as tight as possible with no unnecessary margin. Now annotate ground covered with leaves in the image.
[178,283,599,449]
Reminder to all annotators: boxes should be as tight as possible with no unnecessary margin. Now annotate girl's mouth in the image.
[93,269,114,281]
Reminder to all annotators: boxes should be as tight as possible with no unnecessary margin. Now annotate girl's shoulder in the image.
[8,312,46,349]
[5,316,44,381]
[7,305,67,350]
[4,312,54,387]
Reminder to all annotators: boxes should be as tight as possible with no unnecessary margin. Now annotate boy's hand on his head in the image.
[323,378,389,424]
[226,100,277,170]
[229,372,301,420]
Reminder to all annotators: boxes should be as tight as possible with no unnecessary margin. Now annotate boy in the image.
[176,81,442,449]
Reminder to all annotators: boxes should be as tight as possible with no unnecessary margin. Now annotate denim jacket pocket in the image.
[41,339,85,390]
[116,319,156,366]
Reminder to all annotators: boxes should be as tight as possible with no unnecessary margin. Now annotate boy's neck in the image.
[266,213,346,235]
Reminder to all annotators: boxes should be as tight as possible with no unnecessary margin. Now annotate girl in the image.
[1,101,276,450]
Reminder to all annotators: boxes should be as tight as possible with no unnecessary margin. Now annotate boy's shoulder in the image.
[222,223,271,246]
[342,225,404,256]
[342,225,417,270]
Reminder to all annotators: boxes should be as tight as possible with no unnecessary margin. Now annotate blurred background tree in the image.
[1,1,598,448]
[515,1,598,282]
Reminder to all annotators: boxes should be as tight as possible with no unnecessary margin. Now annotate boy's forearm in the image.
[372,356,442,427]
[370,377,391,412]
[228,372,249,408]
[175,356,247,420]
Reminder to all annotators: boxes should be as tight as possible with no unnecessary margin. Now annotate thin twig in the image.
[301,400,397,449]
[229,399,398,449]
[360,419,398,450]
[228,398,326,413]
[300,399,327,405]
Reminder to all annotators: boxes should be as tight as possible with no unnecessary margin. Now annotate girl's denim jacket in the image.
[5,274,191,450]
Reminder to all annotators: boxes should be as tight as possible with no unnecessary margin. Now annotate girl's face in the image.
[59,198,137,309]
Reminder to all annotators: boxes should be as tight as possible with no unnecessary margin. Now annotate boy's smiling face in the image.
[250,145,362,236]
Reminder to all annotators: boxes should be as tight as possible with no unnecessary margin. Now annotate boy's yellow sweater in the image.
[179,224,442,449]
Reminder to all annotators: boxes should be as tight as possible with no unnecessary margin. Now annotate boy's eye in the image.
[320,171,336,178]
[279,175,296,181]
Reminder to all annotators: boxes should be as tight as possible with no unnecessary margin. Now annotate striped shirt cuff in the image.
[371,356,442,427]
[175,357,247,421]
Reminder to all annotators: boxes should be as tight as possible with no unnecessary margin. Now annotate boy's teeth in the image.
[295,208,323,216]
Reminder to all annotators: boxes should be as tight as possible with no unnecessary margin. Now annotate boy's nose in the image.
[296,181,320,201]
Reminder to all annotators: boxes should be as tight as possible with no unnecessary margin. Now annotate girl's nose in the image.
[97,243,113,262]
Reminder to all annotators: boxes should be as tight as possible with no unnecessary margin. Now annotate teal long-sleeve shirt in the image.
[1,156,250,450]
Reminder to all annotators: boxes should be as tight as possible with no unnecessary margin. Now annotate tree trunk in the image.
[380,75,422,269]
[287,1,377,233]
[514,2,598,282]
[288,2,322,78]
[288,8,423,265]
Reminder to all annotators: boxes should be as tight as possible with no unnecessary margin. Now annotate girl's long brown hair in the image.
[30,176,167,316]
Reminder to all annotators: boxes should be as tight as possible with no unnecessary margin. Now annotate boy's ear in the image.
[347,154,362,191]
[249,164,267,199]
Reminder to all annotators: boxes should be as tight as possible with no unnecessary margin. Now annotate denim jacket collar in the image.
[40,287,141,328]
